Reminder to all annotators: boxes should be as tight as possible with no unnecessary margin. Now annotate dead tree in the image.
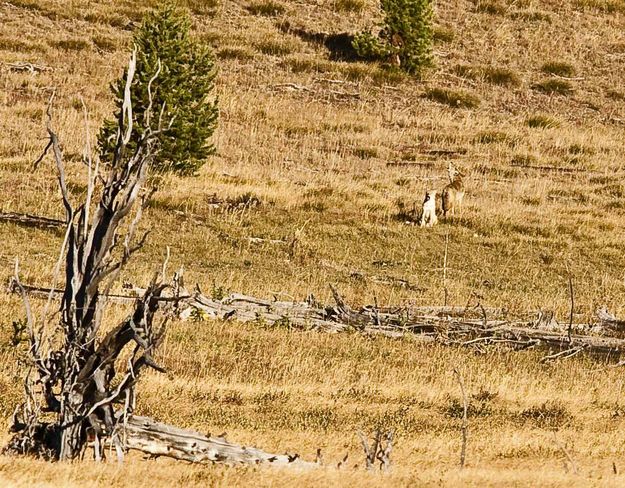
[357,429,394,471]
[4,50,173,461]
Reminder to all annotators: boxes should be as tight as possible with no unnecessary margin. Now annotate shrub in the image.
[98,1,218,176]
[351,32,394,61]
[423,87,480,108]
[541,61,576,77]
[353,0,434,75]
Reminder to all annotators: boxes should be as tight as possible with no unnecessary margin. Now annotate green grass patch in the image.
[217,47,254,60]
[92,35,117,53]
[568,143,595,155]
[246,0,286,16]
[186,0,219,15]
[254,39,296,56]
[511,154,539,166]
[474,130,518,145]
[510,10,552,22]
[51,39,90,51]
[541,61,576,77]
[454,64,520,86]
[0,37,46,53]
[526,115,560,128]
[333,0,365,12]
[280,56,333,74]
[476,1,506,15]
[573,0,625,13]
[423,87,480,108]
[532,78,574,95]
[433,26,455,43]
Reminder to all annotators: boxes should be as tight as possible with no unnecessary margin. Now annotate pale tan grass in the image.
[2,0,625,485]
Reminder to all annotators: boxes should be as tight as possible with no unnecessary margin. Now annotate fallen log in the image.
[0,212,64,229]
[11,280,625,357]
[123,415,318,468]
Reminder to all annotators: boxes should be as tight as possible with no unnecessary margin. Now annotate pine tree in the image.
[352,0,434,75]
[98,1,218,175]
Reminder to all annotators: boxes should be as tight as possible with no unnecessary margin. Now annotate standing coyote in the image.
[441,163,465,219]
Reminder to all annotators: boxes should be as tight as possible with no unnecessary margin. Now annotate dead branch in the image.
[553,432,578,475]
[443,232,449,307]
[272,82,311,92]
[453,369,468,468]
[566,265,574,343]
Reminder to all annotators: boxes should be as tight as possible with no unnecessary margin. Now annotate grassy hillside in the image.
[1,0,625,485]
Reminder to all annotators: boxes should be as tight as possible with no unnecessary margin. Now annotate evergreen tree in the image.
[98,1,218,175]
[353,0,434,75]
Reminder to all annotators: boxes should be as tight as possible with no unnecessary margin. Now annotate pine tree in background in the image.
[98,1,218,176]
[353,0,434,75]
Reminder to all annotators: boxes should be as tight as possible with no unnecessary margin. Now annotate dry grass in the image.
[2,0,625,485]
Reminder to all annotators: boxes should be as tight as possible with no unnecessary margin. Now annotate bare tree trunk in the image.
[5,51,173,461]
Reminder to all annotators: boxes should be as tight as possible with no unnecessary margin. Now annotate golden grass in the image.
[2,0,625,485]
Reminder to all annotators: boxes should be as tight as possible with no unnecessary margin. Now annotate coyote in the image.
[441,163,465,219]
[419,190,438,227]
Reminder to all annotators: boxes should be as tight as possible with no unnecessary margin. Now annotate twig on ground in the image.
[541,347,583,363]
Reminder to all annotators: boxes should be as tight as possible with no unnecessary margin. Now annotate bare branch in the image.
[453,368,468,469]
[145,59,162,129]
[122,47,137,145]
[565,263,574,344]
[12,259,36,352]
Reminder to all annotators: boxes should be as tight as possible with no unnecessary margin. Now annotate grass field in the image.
[2,0,625,485]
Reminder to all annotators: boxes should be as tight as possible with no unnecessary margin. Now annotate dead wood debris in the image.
[14,281,625,359]
[2,61,53,74]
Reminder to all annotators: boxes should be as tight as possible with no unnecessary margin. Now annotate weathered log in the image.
[123,415,318,468]
[0,212,64,229]
[13,282,625,357]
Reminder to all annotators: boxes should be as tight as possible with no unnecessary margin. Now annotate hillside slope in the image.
[1,0,625,486]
